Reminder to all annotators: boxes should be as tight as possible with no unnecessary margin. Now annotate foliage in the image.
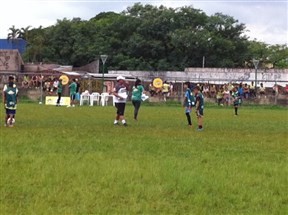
[0,104,287,214]
[8,3,288,70]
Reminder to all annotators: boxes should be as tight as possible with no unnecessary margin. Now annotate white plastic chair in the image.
[80,93,90,106]
[100,93,110,106]
[90,92,100,106]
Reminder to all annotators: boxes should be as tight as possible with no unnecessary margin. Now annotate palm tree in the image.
[19,25,32,41]
[7,25,20,41]
[7,25,21,50]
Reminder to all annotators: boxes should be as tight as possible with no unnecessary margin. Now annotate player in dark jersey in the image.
[193,86,204,131]
[3,76,18,127]
[232,87,240,116]
[183,82,193,126]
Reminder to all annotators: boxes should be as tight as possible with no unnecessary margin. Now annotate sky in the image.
[0,0,287,45]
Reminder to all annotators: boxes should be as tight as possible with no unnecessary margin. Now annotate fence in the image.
[0,72,287,106]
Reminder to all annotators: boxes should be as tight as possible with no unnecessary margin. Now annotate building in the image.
[0,49,24,72]
[0,39,27,54]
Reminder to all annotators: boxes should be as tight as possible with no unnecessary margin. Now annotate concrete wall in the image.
[0,49,23,72]
[109,68,288,87]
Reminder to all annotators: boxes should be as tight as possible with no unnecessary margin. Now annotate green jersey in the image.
[57,82,63,93]
[132,85,144,101]
[69,82,77,95]
[4,85,18,110]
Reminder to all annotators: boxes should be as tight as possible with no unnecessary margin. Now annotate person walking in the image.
[131,79,144,120]
[112,76,129,126]
[56,78,63,106]
[183,82,193,127]
[3,76,18,127]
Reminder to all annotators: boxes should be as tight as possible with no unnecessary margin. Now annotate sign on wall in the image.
[45,96,70,106]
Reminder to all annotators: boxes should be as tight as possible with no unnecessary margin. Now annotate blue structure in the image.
[0,39,27,54]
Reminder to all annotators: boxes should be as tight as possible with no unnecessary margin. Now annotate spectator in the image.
[162,81,170,101]
[22,75,30,88]
[249,81,256,98]
[149,82,156,97]
[259,83,266,97]
[223,86,230,106]
[169,82,174,96]
[202,83,210,97]
[216,87,223,106]
[272,84,278,96]
[243,83,249,99]
[210,85,216,98]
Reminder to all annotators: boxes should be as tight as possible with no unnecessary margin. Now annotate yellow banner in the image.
[45,96,70,106]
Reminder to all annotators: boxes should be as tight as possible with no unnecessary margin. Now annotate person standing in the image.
[183,82,193,127]
[193,86,204,131]
[232,87,240,116]
[162,81,170,101]
[131,79,144,120]
[112,76,128,126]
[75,78,81,102]
[3,76,18,127]
[68,79,77,107]
[56,78,63,106]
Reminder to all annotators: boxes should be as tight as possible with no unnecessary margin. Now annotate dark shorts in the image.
[115,103,126,116]
[196,109,204,117]
[6,109,16,115]
[70,94,76,101]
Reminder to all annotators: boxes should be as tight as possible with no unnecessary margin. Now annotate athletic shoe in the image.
[197,128,203,131]
[114,122,119,125]
[123,123,128,127]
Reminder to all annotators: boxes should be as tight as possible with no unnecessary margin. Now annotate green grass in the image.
[0,103,287,214]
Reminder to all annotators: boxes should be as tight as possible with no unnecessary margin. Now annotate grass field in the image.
[0,103,287,214]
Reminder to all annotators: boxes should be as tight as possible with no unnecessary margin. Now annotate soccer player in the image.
[68,79,77,107]
[193,86,204,131]
[112,76,129,126]
[183,82,193,126]
[56,78,63,106]
[232,87,240,116]
[2,76,18,127]
[131,79,144,120]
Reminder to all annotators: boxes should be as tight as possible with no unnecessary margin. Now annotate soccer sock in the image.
[114,120,118,124]
[235,107,238,115]
[122,119,126,124]
[186,113,192,125]
[199,125,203,129]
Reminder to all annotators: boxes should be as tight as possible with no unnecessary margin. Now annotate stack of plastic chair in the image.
[90,92,100,106]
[80,91,90,106]
[100,92,110,106]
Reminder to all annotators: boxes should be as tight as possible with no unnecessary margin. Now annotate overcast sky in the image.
[0,0,287,45]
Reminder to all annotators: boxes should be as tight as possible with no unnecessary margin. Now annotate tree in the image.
[7,25,20,41]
